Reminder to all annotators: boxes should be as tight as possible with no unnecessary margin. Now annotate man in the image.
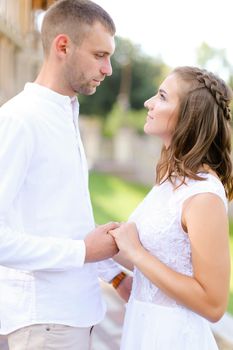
[0,1,130,349]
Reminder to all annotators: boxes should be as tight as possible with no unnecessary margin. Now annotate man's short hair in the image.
[41,0,116,55]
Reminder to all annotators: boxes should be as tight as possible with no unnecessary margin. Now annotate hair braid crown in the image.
[196,70,232,121]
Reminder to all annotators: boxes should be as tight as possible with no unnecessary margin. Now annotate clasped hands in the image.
[84,222,142,301]
[84,221,142,263]
[108,222,143,263]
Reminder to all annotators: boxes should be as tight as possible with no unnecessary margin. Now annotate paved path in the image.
[0,283,232,350]
[92,283,125,350]
[0,337,7,350]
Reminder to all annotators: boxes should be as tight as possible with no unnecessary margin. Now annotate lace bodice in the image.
[129,173,227,307]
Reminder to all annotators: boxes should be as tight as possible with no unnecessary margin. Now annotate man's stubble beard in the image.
[66,74,96,96]
[64,55,97,96]
[77,83,97,95]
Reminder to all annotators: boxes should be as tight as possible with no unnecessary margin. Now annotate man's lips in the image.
[93,79,104,85]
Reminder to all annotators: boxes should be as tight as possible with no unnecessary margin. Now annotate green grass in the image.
[89,171,233,315]
[89,171,149,224]
[228,223,233,314]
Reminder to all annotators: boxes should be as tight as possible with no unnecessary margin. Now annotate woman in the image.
[110,66,233,349]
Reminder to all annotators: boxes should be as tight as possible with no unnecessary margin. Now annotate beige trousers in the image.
[7,324,94,350]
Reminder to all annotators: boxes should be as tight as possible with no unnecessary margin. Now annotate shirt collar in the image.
[24,83,79,111]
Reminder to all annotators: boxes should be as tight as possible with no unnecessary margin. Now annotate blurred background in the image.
[0,0,233,349]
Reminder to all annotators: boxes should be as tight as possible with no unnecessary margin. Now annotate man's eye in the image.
[95,53,104,58]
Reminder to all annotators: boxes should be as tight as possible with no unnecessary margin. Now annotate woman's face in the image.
[144,73,181,147]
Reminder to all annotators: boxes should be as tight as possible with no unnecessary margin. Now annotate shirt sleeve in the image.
[0,226,86,271]
[97,259,122,282]
[0,113,86,271]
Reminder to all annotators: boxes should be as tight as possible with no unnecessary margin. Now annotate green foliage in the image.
[130,56,169,110]
[228,231,233,314]
[79,57,121,117]
[228,292,233,315]
[196,42,233,85]
[229,76,233,90]
[196,42,233,120]
[103,103,146,137]
[229,221,233,237]
[79,36,168,117]
[79,39,233,120]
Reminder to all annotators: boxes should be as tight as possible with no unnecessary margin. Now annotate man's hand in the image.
[84,222,120,263]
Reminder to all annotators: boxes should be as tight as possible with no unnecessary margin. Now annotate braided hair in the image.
[195,70,232,121]
[156,66,233,200]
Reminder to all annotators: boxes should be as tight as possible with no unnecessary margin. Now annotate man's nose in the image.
[101,58,112,76]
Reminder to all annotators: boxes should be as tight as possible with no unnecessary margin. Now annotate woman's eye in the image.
[160,93,165,100]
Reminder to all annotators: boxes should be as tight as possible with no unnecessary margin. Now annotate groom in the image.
[0,1,131,349]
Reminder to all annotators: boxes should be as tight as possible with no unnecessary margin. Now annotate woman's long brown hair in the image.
[156,66,233,200]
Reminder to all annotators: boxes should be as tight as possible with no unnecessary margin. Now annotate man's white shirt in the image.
[0,83,120,334]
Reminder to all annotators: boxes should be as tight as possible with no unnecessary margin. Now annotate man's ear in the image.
[53,34,70,57]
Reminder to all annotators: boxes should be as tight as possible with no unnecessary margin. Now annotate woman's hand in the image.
[109,222,144,263]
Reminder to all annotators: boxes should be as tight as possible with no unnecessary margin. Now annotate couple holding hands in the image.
[0,1,232,349]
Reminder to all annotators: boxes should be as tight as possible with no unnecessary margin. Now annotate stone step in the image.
[211,312,233,349]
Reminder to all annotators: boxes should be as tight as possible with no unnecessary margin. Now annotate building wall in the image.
[0,0,54,105]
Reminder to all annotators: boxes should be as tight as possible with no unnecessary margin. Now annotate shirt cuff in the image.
[73,239,86,267]
[97,259,122,282]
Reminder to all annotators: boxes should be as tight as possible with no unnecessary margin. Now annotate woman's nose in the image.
[144,99,149,109]
[144,97,153,109]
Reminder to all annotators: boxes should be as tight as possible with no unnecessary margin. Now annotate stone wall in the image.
[0,0,54,106]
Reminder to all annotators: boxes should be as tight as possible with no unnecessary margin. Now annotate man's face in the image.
[64,22,115,96]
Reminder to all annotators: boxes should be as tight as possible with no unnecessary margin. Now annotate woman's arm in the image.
[113,251,134,271]
[110,193,230,322]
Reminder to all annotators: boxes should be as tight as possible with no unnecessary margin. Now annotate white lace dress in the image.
[120,173,227,350]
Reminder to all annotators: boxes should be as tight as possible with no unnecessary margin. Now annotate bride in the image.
[110,66,233,349]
